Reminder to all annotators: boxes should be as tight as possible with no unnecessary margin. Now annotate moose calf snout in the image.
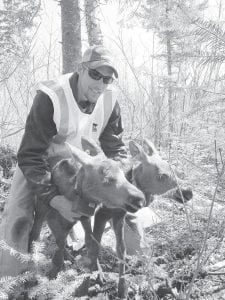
[183,187,193,200]
[163,185,193,203]
[126,190,145,213]
[178,187,193,202]
[131,195,145,208]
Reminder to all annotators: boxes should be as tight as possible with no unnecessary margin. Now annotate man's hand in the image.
[50,195,79,223]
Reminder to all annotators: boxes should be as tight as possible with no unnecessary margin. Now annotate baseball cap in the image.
[82,45,118,78]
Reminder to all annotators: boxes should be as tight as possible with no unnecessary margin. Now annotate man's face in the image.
[79,65,114,103]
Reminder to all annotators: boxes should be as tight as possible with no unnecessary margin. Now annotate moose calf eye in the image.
[158,174,168,181]
[103,177,116,185]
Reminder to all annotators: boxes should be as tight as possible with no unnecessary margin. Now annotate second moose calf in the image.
[85,139,193,298]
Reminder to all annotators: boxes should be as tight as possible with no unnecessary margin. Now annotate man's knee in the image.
[11,216,33,243]
[124,214,145,255]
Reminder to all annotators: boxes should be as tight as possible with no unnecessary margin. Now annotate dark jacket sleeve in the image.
[17,91,59,204]
[99,101,127,159]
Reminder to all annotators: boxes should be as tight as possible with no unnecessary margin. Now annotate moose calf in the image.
[83,139,193,298]
[29,137,145,279]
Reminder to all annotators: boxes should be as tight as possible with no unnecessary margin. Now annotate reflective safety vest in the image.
[37,73,117,217]
[38,73,117,156]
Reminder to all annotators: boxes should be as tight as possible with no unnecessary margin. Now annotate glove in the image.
[50,195,80,223]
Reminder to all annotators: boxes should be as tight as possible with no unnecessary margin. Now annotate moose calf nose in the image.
[130,191,145,209]
[134,196,145,209]
[182,187,193,201]
[172,186,193,203]
[125,185,145,213]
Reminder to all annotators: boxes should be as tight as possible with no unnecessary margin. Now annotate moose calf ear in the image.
[129,141,141,157]
[129,140,149,162]
[143,139,158,156]
[65,142,93,166]
[81,137,102,156]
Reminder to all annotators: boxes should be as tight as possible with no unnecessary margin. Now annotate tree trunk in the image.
[60,0,81,74]
[84,0,103,46]
[166,32,173,134]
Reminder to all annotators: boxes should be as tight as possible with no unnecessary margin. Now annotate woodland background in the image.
[1,0,225,299]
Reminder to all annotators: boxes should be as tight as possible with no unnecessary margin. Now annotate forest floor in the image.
[1,150,225,299]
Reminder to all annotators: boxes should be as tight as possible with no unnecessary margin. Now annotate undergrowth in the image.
[1,141,225,299]
[0,197,225,299]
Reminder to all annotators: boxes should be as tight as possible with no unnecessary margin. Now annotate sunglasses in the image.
[87,68,114,84]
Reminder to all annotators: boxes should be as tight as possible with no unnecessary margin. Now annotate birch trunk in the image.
[166,32,173,134]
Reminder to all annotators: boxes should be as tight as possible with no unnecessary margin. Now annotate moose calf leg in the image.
[28,201,49,252]
[89,207,112,271]
[112,213,127,299]
[80,216,92,251]
[47,211,74,278]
